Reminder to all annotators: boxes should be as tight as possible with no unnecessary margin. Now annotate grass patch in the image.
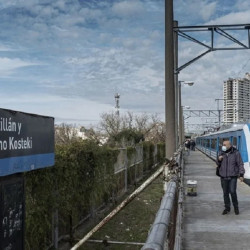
[78,176,164,250]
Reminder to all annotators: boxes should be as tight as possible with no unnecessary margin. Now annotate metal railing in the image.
[71,165,165,250]
[70,147,183,250]
[142,148,184,250]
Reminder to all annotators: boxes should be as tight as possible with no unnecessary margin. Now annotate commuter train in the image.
[195,123,250,185]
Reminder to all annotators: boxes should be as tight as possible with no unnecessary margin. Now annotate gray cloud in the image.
[0,0,250,128]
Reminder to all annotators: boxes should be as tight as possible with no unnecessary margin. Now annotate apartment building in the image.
[223,73,250,124]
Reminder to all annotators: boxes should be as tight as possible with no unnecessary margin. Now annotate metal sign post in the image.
[0,174,24,250]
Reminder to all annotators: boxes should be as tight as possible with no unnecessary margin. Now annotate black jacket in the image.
[216,147,245,178]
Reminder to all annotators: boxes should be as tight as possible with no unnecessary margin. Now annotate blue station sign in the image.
[0,108,54,176]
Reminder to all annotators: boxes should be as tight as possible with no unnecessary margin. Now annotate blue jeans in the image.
[221,177,238,210]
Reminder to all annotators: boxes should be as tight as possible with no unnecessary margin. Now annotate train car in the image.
[196,123,250,185]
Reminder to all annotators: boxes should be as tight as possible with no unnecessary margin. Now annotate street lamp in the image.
[186,82,194,86]
[177,81,194,145]
[179,81,194,86]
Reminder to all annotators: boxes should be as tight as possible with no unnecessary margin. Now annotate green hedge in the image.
[157,143,165,164]
[143,142,155,171]
[25,140,119,249]
[24,141,165,249]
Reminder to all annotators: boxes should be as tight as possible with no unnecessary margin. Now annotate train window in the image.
[233,137,237,148]
[206,139,210,148]
[219,138,223,150]
[211,139,217,149]
[219,138,223,146]
[238,136,241,150]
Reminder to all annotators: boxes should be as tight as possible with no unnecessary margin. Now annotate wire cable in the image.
[237,57,250,77]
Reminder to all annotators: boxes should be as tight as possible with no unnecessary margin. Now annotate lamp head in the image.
[179,81,194,86]
[186,81,194,86]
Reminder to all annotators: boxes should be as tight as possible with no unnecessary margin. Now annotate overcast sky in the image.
[1,0,250,129]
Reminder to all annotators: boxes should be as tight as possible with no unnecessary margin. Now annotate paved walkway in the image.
[182,150,250,250]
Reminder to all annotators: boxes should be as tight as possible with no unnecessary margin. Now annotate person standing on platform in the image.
[216,140,245,215]
[190,140,196,151]
[185,139,190,155]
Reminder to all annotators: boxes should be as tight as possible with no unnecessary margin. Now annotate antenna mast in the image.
[114,93,120,116]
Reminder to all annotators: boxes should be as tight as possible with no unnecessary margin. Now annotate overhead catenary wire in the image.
[237,57,250,77]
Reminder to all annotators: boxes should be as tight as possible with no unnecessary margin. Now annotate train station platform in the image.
[183,150,250,250]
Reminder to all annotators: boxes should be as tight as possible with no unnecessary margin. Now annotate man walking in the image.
[217,140,245,215]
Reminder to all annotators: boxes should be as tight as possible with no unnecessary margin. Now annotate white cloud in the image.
[206,10,250,24]
[135,66,162,88]
[53,0,66,11]
[175,0,217,24]
[0,93,114,125]
[0,57,37,76]
[200,2,217,21]
[0,44,14,51]
[112,0,145,17]
[1,0,250,129]
[234,0,250,11]
[61,44,164,100]
[150,30,162,40]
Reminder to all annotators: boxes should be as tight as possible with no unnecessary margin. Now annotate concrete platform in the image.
[182,150,250,250]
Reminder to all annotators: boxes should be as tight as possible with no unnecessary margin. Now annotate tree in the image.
[99,111,123,138]
[55,124,80,145]
[81,126,105,145]
[98,111,165,146]
[144,122,166,144]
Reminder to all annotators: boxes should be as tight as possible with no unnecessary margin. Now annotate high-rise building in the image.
[223,73,250,124]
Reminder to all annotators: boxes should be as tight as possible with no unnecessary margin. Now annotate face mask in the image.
[222,146,227,152]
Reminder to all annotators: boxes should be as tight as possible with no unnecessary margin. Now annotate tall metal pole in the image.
[174,20,179,148]
[165,0,176,159]
[218,110,221,127]
[216,99,221,127]
[182,106,185,141]
[179,83,183,144]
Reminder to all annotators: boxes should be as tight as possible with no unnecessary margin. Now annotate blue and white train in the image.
[196,123,250,185]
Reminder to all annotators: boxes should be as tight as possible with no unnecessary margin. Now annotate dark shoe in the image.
[234,208,239,215]
[222,209,230,215]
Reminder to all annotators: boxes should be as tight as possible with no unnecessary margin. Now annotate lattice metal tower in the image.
[114,93,120,116]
